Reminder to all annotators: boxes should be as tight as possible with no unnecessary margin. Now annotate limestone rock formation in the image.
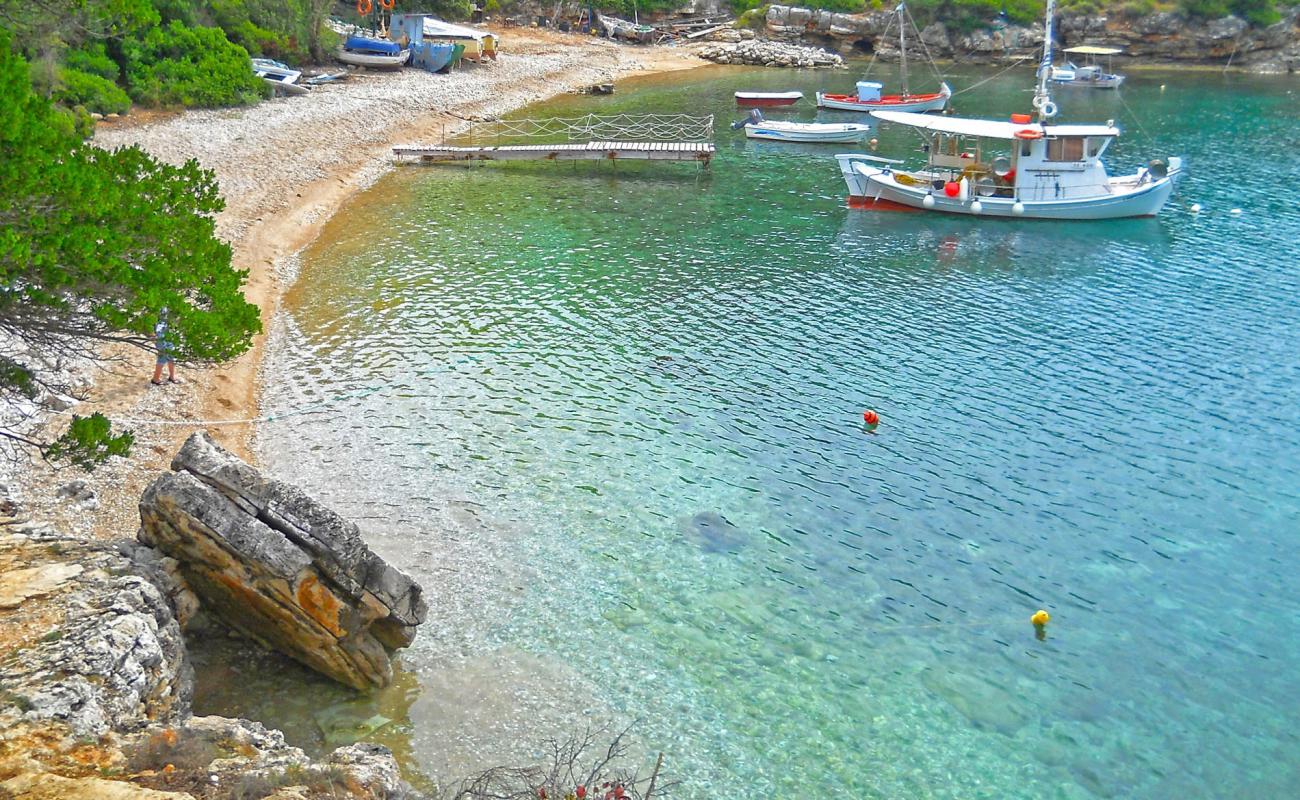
[697,38,845,68]
[758,4,1300,72]
[0,524,192,738]
[138,432,426,691]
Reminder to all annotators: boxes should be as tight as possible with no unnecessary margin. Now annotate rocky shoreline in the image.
[1,435,422,799]
[0,27,706,800]
[753,4,1299,73]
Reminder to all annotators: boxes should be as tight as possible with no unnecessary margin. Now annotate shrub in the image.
[124,21,267,108]
[55,67,131,114]
[1231,0,1281,25]
[64,42,119,81]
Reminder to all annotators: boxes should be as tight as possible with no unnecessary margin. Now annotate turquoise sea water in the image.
[235,65,1300,797]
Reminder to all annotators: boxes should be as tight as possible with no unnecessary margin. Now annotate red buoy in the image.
[863,410,880,426]
[943,181,960,198]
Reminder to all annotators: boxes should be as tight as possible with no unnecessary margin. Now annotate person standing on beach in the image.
[151,313,179,385]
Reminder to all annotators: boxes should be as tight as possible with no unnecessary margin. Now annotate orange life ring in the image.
[379,0,394,8]
[356,0,372,14]
[1014,128,1043,141]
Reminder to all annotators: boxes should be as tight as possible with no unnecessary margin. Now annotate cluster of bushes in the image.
[4,0,355,120]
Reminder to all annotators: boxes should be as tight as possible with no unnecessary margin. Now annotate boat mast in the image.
[898,2,909,98]
[1033,0,1057,120]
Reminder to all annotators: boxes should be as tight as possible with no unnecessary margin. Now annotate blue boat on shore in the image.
[337,34,411,69]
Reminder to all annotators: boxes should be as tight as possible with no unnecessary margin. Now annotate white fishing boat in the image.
[335,47,411,69]
[834,0,1181,220]
[816,2,951,114]
[1051,46,1125,89]
[733,110,871,144]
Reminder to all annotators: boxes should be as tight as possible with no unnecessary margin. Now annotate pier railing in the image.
[458,113,715,145]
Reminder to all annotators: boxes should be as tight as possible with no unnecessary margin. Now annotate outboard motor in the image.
[730,108,765,130]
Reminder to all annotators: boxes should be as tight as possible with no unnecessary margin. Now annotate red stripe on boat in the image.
[847,195,919,212]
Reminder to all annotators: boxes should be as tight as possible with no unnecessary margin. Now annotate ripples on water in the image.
[234,66,1300,797]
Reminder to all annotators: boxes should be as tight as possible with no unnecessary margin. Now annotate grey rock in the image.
[138,432,427,690]
[1204,15,1248,40]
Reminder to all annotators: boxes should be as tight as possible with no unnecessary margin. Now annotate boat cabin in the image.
[874,111,1120,202]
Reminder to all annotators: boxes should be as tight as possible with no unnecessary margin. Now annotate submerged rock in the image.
[138,432,427,691]
[919,666,1030,735]
[681,511,748,553]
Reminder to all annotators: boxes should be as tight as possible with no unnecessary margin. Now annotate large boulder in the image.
[138,433,426,691]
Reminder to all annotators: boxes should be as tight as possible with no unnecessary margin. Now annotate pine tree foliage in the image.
[0,34,260,468]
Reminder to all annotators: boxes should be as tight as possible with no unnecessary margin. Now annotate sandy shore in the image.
[3,28,703,545]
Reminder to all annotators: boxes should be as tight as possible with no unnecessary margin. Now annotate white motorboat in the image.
[733,110,871,144]
[816,3,951,114]
[1050,46,1125,89]
[834,0,1181,220]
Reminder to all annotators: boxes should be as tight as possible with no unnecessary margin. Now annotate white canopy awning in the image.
[870,111,1120,140]
[422,18,492,43]
[1063,45,1123,55]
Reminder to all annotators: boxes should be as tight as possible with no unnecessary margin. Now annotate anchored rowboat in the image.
[816,82,951,113]
[735,91,804,107]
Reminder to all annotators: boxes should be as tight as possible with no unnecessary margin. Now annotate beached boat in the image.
[421,18,497,62]
[251,58,309,95]
[834,1,1180,220]
[733,110,870,144]
[816,2,951,114]
[335,47,411,69]
[337,34,411,69]
[1051,46,1125,89]
[735,91,803,107]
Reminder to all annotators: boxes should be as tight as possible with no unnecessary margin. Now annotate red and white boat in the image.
[816,82,951,113]
[817,2,951,115]
[735,91,804,107]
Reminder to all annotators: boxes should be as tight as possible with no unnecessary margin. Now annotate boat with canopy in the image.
[1051,46,1125,89]
[833,0,1181,219]
[816,2,950,114]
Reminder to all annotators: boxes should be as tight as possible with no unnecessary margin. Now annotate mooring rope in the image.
[948,55,1032,97]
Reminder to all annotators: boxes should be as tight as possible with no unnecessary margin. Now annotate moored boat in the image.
[816,2,952,115]
[1051,46,1125,89]
[816,81,951,113]
[735,91,804,107]
[834,1,1181,220]
[733,110,871,144]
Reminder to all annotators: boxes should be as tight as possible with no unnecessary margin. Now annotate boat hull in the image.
[744,123,870,143]
[816,83,950,113]
[735,92,803,107]
[1052,74,1125,89]
[835,156,1181,220]
[336,48,412,69]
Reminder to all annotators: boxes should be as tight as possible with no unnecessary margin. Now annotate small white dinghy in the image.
[734,110,871,144]
[735,91,804,107]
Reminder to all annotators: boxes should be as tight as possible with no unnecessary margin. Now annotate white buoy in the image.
[923,193,936,208]
[1230,208,1243,215]
[970,200,983,214]
[1012,201,1026,216]
[1190,203,1202,213]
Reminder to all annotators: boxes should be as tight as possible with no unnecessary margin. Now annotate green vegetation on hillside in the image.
[0,33,262,467]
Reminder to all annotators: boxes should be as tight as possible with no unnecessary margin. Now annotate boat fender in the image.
[958,176,970,202]
[943,181,960,198]
[1041,101,1058,119]
[923,193,936,208]
[356,0,372,13]
[1012,201,1026,216]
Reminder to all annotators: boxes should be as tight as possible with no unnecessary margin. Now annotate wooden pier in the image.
[393,140,715,164]
[393,113,715,168]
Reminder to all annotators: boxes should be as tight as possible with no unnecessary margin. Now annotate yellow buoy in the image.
[1030,609,1050,626]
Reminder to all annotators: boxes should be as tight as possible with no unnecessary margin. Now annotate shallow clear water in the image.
[228,64,1300,797]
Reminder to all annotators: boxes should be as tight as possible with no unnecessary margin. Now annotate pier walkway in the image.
[393,113,716,166]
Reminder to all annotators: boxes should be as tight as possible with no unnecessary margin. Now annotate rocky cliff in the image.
[759,5,1300,73]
